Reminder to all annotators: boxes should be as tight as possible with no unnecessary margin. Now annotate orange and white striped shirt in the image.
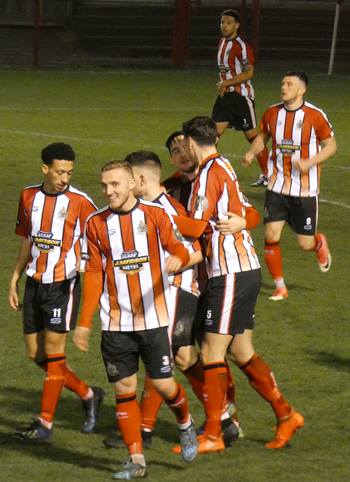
[82,199,190,332]
[188,153,260,278]
[217,35,255,99]
[261,101,334,197]
[15,184,96,283]
[155,192,201,297]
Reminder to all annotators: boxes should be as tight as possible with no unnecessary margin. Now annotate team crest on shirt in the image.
[195,195,209,213]
[32,230,62,252]
[296,120,303,129]
[137,221,148,234]
[57,207,68,220]
[277,139,300,154]
[113,250,150,275]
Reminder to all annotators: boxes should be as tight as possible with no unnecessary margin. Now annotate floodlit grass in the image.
[0,67,349,482]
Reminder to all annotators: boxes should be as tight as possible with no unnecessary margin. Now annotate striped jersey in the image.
[155,192,201,297]
[162,171,194,210]
[15,184,96,283]
[217,35,255,99]
[82,199,190,332]
[188,153,260,278]
[261,101,334,197]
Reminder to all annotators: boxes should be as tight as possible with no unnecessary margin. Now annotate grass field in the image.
[0,67,349,482]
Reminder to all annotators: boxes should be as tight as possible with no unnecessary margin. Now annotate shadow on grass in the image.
[0,385,114,434]
[309,351,350,372]
[0,430,115,472]
[260,281,314,294]
[0,385,192,448]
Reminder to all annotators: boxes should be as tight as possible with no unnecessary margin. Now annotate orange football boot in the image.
[265,410,304,449]
[315,233,332,273]
[268,287,288,301]
[172,434,225,455]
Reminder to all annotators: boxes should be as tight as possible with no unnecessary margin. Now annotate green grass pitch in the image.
[0,67,349,481]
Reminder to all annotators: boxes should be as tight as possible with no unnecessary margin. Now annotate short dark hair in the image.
[124,150,162,169]
[165,130,184,153]
[283,71,309,87]
[221,9,240,23]
[182,116,217,147]
[41,142,75,165]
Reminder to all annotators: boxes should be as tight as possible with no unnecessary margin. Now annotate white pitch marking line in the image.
[0,128,164,150]
[319,198,350,210]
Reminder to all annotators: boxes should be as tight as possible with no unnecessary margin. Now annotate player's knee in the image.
[175,346,198,372]
[26,349,39,363]
[152,377,176,399]
[297,236,315,251]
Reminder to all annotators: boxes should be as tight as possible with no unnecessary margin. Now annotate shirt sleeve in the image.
[15,191,30,238]
[79,197,97,237]
[157,208,190,267]
[314,110,334,142]
[82,218,103,272]
[242,42,255,67]
[260,109,271,135]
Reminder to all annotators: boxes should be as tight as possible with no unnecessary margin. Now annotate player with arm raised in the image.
[175,116,304,454]
[212,9,268,187]
[243,71,336,300]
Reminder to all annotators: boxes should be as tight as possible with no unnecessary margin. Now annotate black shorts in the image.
[23,275,81,334]
[101,327,173,383]
[212,91,256,131]
[168,286,200,352]
[202,270,261,335]
[264,190,318,235]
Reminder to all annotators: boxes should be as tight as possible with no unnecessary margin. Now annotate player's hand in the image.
[293,158,310,173]
[165,255,183,274]
[8,283,21,311]
[216,212,246,235]
[216,80,227,97]
[73,326,91,352]
[242,152,255,167]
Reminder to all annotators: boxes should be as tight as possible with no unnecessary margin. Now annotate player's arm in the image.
[216,206,261,234]
[217,64,254,94]
[293,136,337,173]
[8,236,31,311]
[74,220,103,352]
[157,209,190,272]
[243,131,270,167]
[171,240,203,274]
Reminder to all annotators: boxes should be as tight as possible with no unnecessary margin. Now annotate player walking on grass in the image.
[8,142,104,442]
[174,116,304,454]
[74,161,198,480]
[212,9,269,187]
[243,71,336,301]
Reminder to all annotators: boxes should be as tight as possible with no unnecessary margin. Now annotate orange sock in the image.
[203,362,228,438]
[257,147,268,176]
[116,392,143,455]
[183,357,205,403]
[225,362,236,406]
[40,353,66,424]
[239,354,292,419]
[264,241,283,280]
[64,364,89,399]
[140,375,163,432]
[165,383,190,426]
[36,358,89,399]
